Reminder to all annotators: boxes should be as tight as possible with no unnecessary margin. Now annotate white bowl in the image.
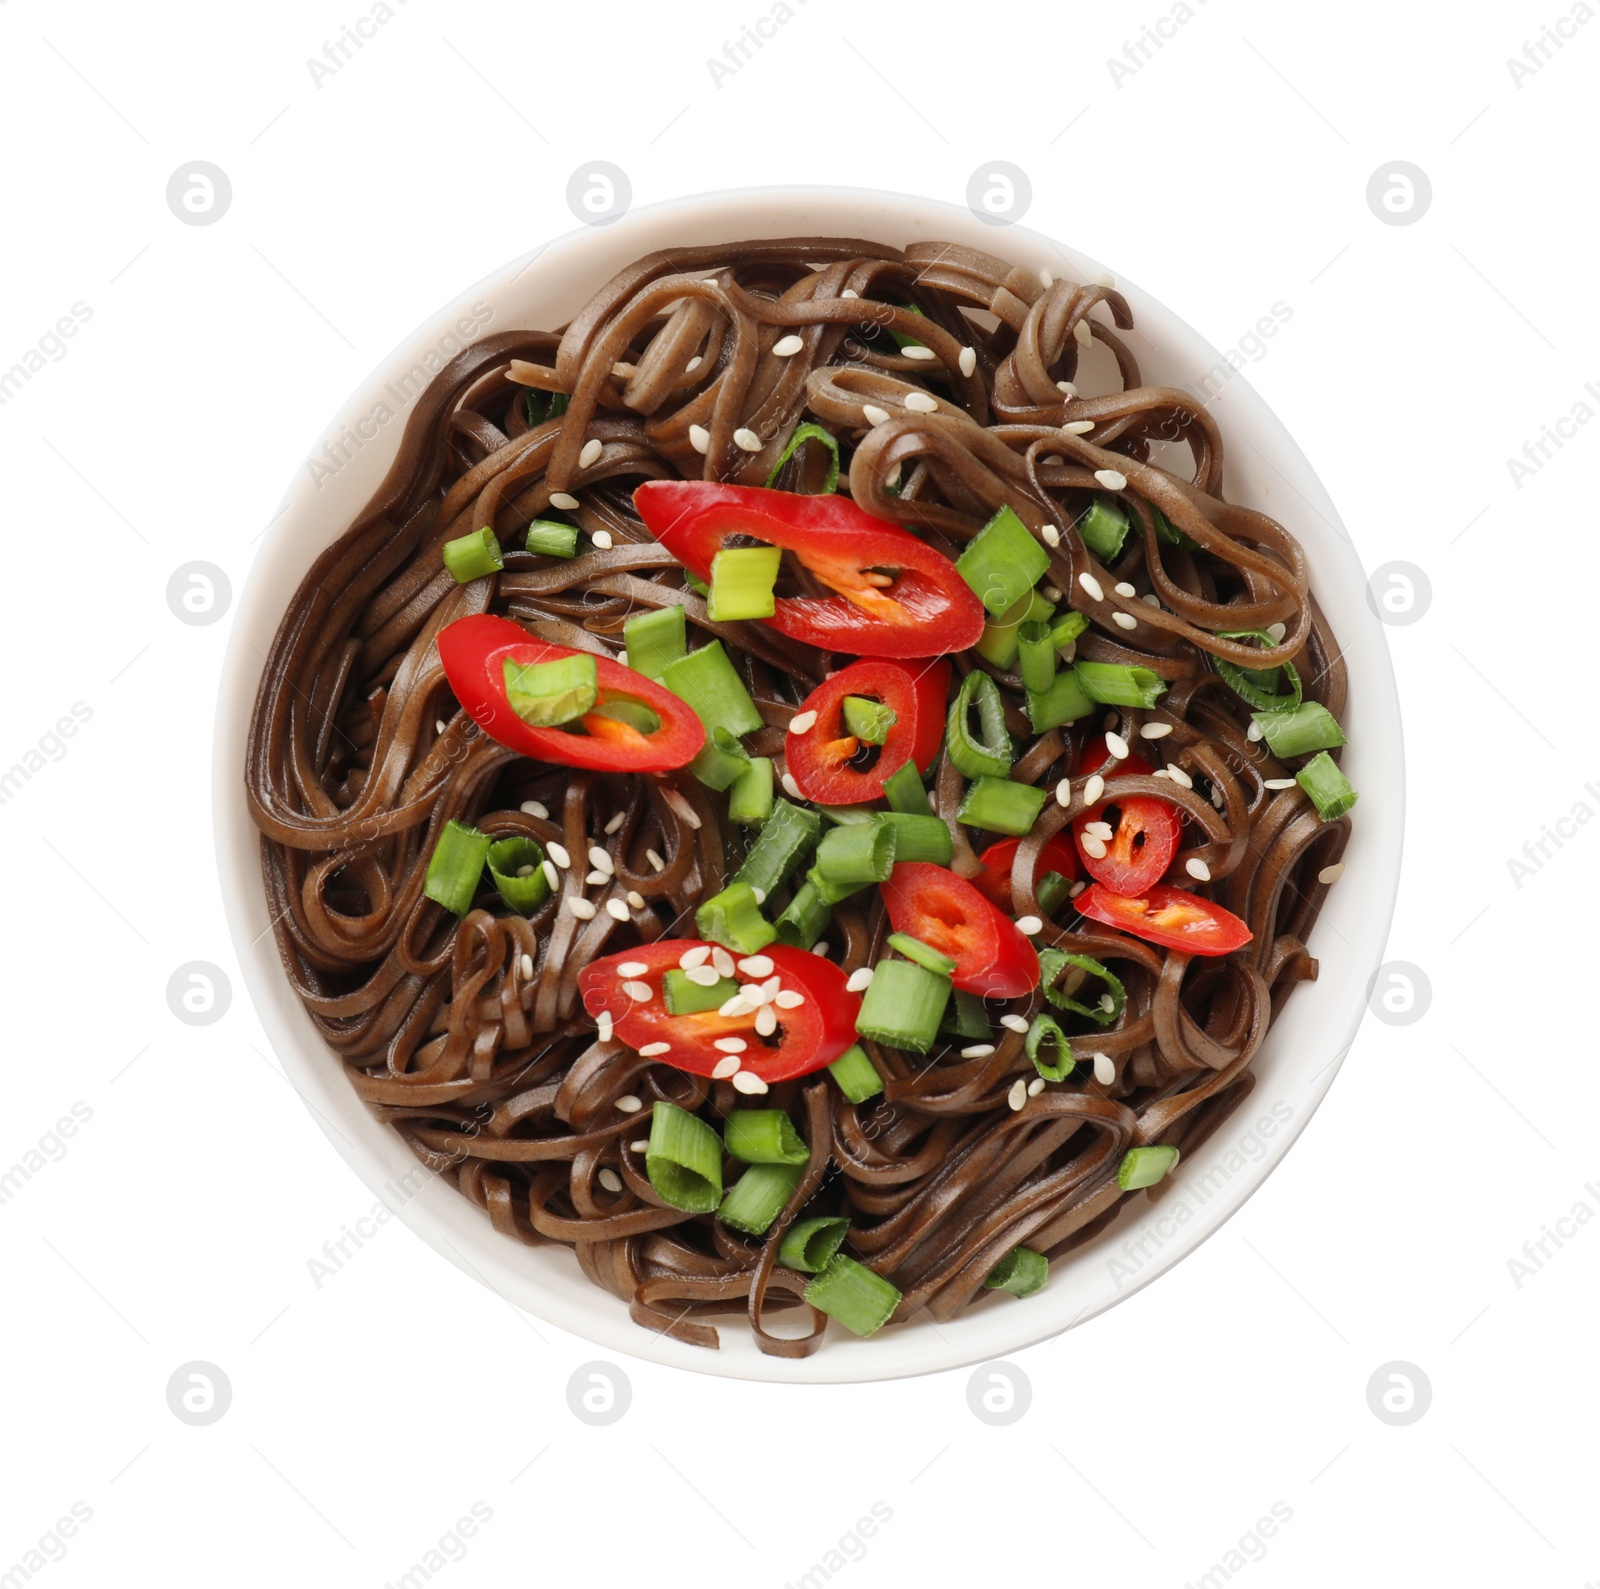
[215,186,1402,1383]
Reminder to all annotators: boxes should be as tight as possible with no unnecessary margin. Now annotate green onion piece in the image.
[623,605,686,680]
[661,969,739,1015]
[804,1254,901,1337]
[774,881,832,948]
[1038,948,1126,1026]
[1216,628,1303,712]
[764,420,841,494]
[887,931,957,976]
[1048,610,1091,651]
[689,725,750,791]
[1026,668,1095,733]
[842,695,897,745]
[819,804,880,826]
[724,1109,809,1165]
[695,879,777,953]
[958,776,1048,836]
[646,1101,723,1213]
[684,571,710,597]
[485,836,550,915]
[888,300,928,351]
[707,545,783,623]
[814,819,897,893]
[728,756,774,826]
[975,587,1056,669]
[827,1043,884,1102]
[442,526,504,584]
[1296,752,1359,820]
[1074,661,1169,710]
[1117,1145,1179,1190]
[524,388,570,426]
[856,958,951,1053]
[956,505,1051,617]
[1036,870,1072,917]
[423,820,490,915]
[881,759,934,817]
[941,989,992,1041]
[778,1216,850,1273]
[1026,1013,1075,1081]
[718,1162,804,1236]
[1075,494,1131,561]
[503,653,598,727]
[984,1246,1049,1298]
[1253,701,1347,758]
[734,798,822,897]
[658,641,765,737]
[946,670,1014,779]
[1017,620,1058,695]
[525,519,580,559]
[1151,502,1200,549]
[878,812,953,865]
[587,698,659,735]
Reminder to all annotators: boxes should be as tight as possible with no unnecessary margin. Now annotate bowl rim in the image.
[214,183,1403,1384]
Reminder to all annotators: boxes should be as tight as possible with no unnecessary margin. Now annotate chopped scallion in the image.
[975,588,1056,669]
[778,1216,850,1273]
[1048,610,1090,651]
[941,989,992,1041]
[695,879,776,954]
[813,819,896,894]
[881,759,934,817]
[887,931,957,976]
[658,641,765,737]
[957,776,1048,836]
[1027,667,1095,732]
[503,652,598,727]
[1074,661,1168,710]
[827,1043,884,1102]
[622,604,686,680]
[1075,494,1130,561]
[442,526,504,584]
[804,1254,901,1336]
[1036,870,1072,916]
[486,836,550,914]
[1117,1144,1179,1190]
[983,1246,1049,1298]
[877,812,953,865]
[956,504,1051,617]
[773,880,832,948]
[718,1162,804,1236]
[661,969,738,1015]
[1253,701,1346,758]
[728,756,775,826]
[689,725,750,791]
[856,958,951,1053]
[1151,502,1199,549]
[524,519,579,559]
[1217,629,1302,712]
[946,670,1013,779]
[1296,752,1358,820]
[1038,949,1126,1026]
[423,820,490,916]
[764,421,841,494]
[842,695,897,745]
[734,799,822,897]
[646,1101,723,1213]
[724,1109,809,1165]
[1026,1013,1075,1081]
[1017,620,1057,695]
[707,545,783,623]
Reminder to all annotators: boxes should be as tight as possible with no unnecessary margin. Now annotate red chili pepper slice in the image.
[1072,739,1183,896]
[632,480,985,658]
[881,862,1039,999]
[973,833,1080,911]
[576,941,861,1082]
[785,658,949,804]
[437,614,704,773]
[1076,882,1251,956]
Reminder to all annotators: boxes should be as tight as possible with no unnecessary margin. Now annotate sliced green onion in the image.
[774,880,832,948]
[689,725,750,791]
[1253,701,1347,758]
[942,989,992,1041]
[684,570,710,597]
[814,819,896,894]
[983,1246,1049,1298]
[486,836,550,914]
[827,1043,884,1103]
[1296,752,1359,820]
[1026,1013,1075,1081]
[946,670,1013,779]
[878,812,953,865]
[975,587,1055,669]
[724,1110,809,1165]
[856,958,951,1053]
[958,776,1048,836]
[778,1216,850,1273]
[887,932,957,976]
[728,756,774,826]
[695,879,776,954]
[1017,620,1057,695]
[1117,1144,1179,1190]
[423,819,490,915]
[587,698,659,735]
[819,803,879,827]
[764,420,841,494]
[1074,661,1168,710]
[646,1100,723,1213]
[804,1254,901,1337]
[658,642,764,737]
[661,969,738,1015]
[1038,948,1126,1026]
[1048,610,1090,651]
[1075,494,1130,561]
[887,300,928,351]
[524,519,580,559]
[442,526,504,584]
[882,759,934,817]
[1036,870,1072,916]
[1027,668,1095,733]
[843,695,897,745]
[623,604,686,680]
[1151,502,1200,549]
[956,504,1051,617]
[1216,629,1302,712]
[734,798,822,897]
[707,545,783,623]
[523,387,569,426]
[503,653,598,727]
[718,1162,804,1236]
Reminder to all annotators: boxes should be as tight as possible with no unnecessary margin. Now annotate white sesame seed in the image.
[711,1056,742,1080]
[1092,1053,1115,1085]
[1166,764,1193,789]
[578,438,603,469]
[846,967,874,993]
[1008,1079,1028,1111]
[1001,1014,1030,1034]
[719,994,755,1019]
[1085,821,1114,840]
[1140,723,1172,740]
[521,953,534,979]
[1095,469,1127,491]
[586,871,609,887]
[1028,1077,1046,1097]
[903,391,938,413]
[1319,862,1346,885]
[1152,769,1171,780]
[789,710,818,734]
[639,1042,671,1057]
[774,989,805,1009]
[680,945,711,969]
[1070,880,1087,898]
[811,940,831,956]
[435,719,447,734]
[1114,581,1136,598]
[1039,268,1054,287]
[862,404,891,426]
[885,463,902,490]
[1105,731,1129,760]
[550,492,581,511]
[588,845,614,875]
[1016,915,1043,936]
[962,1044,997,1058]
[591,530,613,551]
[841,288,859,298]
[685,356,703,374]
[1080,835,1108,859]
[1185,858,1212,882]
[773,334,804,356]
[547,841,571,868]
[754,1004,778,1037]
[1211,789,1225,810]
[1112,611,1138,630]
[1142,594,1161,608]
[1043,585,1062,602]
[630,1139,649,1152]
[1057,381,1079,398]
[733,1070,769,1094]
[568,897,597,920]
[622,980,651,1002]
[1264,777,1297,790]
[737,955,774,978]
[617,960,648,978]
[734,427,763,453]
[1099,993,1115,1013]
[515,864,535,878]
[782,771,803,800]
[711,947,736,979]
[713,1037,748,1053]
[1062,419,1095,436]
[1074,320,1093,349]
[1266,622,1287,643]
[1247,721,1264,743]
[688,424,711,454]
[1083,774,1105,805]
[1055,779,1073,807]
[1078,572,1104,601]
[903,345,938,362]
[598,1168,623,1192]
[1041,524,1062,548]
[597,1010,614,1042]
[604,810,627,835]
[751,887,767,905]
[616,1094,643,1113]
[1095,271,1116,288]
[617,651,627,666]
[647,849,665,872]
[520,799,549,818]
[685,964,721,987]
[959,346,977,377]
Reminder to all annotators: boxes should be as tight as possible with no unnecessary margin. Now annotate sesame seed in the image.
[1083,774,1105,805]
[711,947,736,979]
[1166,764,1193,789]
[751,887,767,905]
[711,1056,742,1080]
[1085,821,1114,840]
[1114,581,1136,598]
[1099,994,1115,1013]
[1264,777,1297,790]
[1016,916,1043,936]
[1095,468,1127,490]
[1319,862,1346,885]
[1074,320,1093,349]
[639,1042,671,1057]
[1042,524,1062,547]
[680,945,711,969]
[733,1070,769,1095]
[734,427,763,453]
[774,989,804,1009]
[539,859,558,891]
[1105,731,1129,760]
[1267,622,1287,643]
[962,1044,997,1059]
[1062,419,1095,436]
[903,345,937,361]
[685,964,721,987]
[1092,1053,1115,1085]
[647,849,665,872]
[862,404,891,426]
[685,356,703,374]
[1069,881,1087,898]
[1094,271,1116,288]
[1140,723,1172,740]
[617,960,648,977]
[521,954,534,979]
[782,772,803,800]
[629,1139,649,1152]
[790,710,818,734]
[622,980,651,1002]
[1112,612,1138,630]
[616,1095,643,1113]
[597,1010,614,1042]
[592,530,614,550]
[1211,789,1225,810]
[959,346,977,377]
[1143,593,1161,608]
[1001,1014,1030,1034]
[547,842,571,868]
[1081,835,1108,859]
[1028,1077,1047,1097]
[1247,721,1264,743]
[846,967,874,993]
[598,1168,623,1192]
[1008,1079,1028,1110]
[618,651,627,666]
[719,994,756,1018]
[586,871,609,887]
[588,845,613,874]
[550,492,581,511]
[578,438,603,469]
[1058,381,1079,397]
[1039,268,1054,287]
[773,334,804,356]
[1186,858,1212,882]
[1043,585,1063,602]
[568,897,597,920]
[1078,572,1105,601]
[604,810,627,834]
[737,955,774,978]
[713,1037,747,1053]
[1055,779,1073,807]
[688,424,711,454]
[841,288,859,298]
[754,1004,777,1037]
[521,799,549,818]
[904,391,938,412]
[435,719,447,734]
[516,864,535,878]
[811,940,831,956]
[885,463,902,490]
[1152,769,1171,780]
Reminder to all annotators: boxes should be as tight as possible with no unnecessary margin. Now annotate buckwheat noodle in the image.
[246,237,1352,1354]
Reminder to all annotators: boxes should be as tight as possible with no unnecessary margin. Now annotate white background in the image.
[1,0,1595,1584]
